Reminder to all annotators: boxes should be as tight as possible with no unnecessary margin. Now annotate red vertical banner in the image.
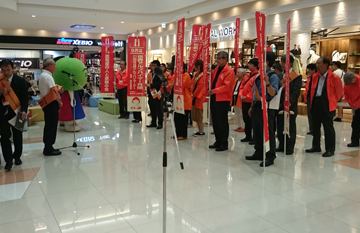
[284,19,291,136]
[255,11,270,152]
[100,36,114,97]
[127,36,147,111]
[174,18,185,114]
[75,52,86,65]
[234,18,240,71]
[202,23,211,103]
[188,24,204,74]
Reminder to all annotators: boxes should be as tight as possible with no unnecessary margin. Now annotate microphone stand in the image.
[160,79,184,233]
[58,73,93,155]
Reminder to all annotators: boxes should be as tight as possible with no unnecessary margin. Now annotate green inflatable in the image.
[53,57,87,91]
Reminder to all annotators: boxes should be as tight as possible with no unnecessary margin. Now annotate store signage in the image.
[56,38,94,46]
[127,36,147,112]
[0,58,39,69]
[211,26,236,39]
[96,41,123,47]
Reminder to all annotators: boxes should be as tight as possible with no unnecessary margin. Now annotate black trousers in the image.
[133,112,142,121]
[252,104,276,160]
[351,109,360,145]
[242,102,253,140]
[211,100,230,147]
[149,98,163,126]
[175,110,190,138]
[307,97,313,133]
[0,117,23,165]
[43,101,59,151]
[277,112,297,153]
[117,88,128,117]
[311,98,336,152]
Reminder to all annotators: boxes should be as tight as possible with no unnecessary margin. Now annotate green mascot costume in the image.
[53,57,87,132]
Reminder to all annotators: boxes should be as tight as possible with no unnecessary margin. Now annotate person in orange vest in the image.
[116,61,129,119]
[191,59,205,136]
[208,51,235,151]
[343,72,360,147]
[174,63,193,140]
[306,57,343,157]
[240,58,259,144]
[232,68,246,133]
[304,63,317,135]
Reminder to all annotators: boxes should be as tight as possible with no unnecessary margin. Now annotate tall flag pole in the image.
[234,18,240,71]
[284,19,291,154]
[174,18,186,114]
[255,11,270,168]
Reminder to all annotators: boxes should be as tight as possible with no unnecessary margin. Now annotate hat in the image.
[248,58,259,68]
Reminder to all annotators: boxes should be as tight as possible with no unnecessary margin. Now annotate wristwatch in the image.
[266,83,270,87]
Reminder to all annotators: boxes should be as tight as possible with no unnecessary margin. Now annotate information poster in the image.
[188,24,204,74]
[100,36,114,98]
[174,18,185,114]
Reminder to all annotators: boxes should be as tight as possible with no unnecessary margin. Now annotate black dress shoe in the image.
[286,151,294,155]
[241,138,252,142]
[322,151,334,157]
[276,147,284,152]
[245,155,263,161]
[44,150,62,156]
[260,159,274,167]
[334,117,342,122]
[146,124,157,128]
[249,141,255,145]
[215,146,228,152]
[305,148,321,153]
[132,119,141,123]
[14,159,22,165]
[5,164,12,172]
[209,143,220,149]
[157,125,163,129]
[307,132,313,135]
[118,116,125,119]
[347,143,359,148]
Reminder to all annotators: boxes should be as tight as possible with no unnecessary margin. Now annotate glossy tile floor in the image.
[1,107,360,233]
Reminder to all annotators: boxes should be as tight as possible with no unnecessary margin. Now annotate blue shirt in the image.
[252,69,279,101]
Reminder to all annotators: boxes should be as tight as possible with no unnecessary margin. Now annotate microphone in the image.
[62,70,75,76]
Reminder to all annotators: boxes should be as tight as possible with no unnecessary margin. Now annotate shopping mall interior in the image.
[1,0,360,232]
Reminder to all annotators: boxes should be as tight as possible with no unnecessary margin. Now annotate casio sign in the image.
[211,26,236,39]
[57,38,94,46]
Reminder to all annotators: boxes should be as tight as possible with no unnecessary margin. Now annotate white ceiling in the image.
[0,0,255,35]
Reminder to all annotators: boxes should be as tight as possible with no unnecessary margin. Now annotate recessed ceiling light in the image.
[32,15,36,17]
[121,21,124,23]
[321,28,325,30]
[101,27,104,29]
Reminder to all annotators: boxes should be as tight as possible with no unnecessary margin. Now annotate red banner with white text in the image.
[174,18,185,114]
[75,52,86,65]
[234,18,240,71]
[127,36,147,112]
[188,24,204,74]
[100,36,114,97]
[284,19,291,137]
[255,11,270,152]
[202,23,211,103]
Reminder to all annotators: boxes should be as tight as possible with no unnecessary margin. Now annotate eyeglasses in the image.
[216,57,225,60]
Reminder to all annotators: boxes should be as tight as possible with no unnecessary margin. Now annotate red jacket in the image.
[304,75,312,102]
[344,75,360,109]
[116,69,128,89]
[183,73,193,110]
[240,70,259,103]
[310,69,343,112]
[211,64,235,102]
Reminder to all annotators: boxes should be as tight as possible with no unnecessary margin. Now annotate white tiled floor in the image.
[0,107,360,232]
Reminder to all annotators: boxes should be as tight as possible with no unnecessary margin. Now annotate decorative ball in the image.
[53,57,87,91]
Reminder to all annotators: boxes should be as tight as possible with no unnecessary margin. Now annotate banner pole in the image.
[263,12,268,170]
[207,56,212,150]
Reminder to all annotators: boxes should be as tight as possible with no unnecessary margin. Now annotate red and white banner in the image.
[127,36,147,111]
[234,18,240,71]
[255,11,270,152]
[284,19,291,137]
[100,36,114,97]
[188,24,204,74]
[202,23,211,103]
[174,18,185,114]
[75,52,86,65]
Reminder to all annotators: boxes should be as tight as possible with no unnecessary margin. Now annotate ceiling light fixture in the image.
[70,24,96,29]
[32,15,36,17]
[321,28,325,30]
[101,27,104,29]
[121,21,124,23]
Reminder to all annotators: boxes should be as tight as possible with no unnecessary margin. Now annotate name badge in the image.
[119,80,123,83]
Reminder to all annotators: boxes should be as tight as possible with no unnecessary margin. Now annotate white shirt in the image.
[333,69,345,87]
[39,70,55,97]
[316,71,328,97]
[7,74,13,84]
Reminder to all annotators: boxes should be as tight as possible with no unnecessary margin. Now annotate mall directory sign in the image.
[127,36,147,112]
